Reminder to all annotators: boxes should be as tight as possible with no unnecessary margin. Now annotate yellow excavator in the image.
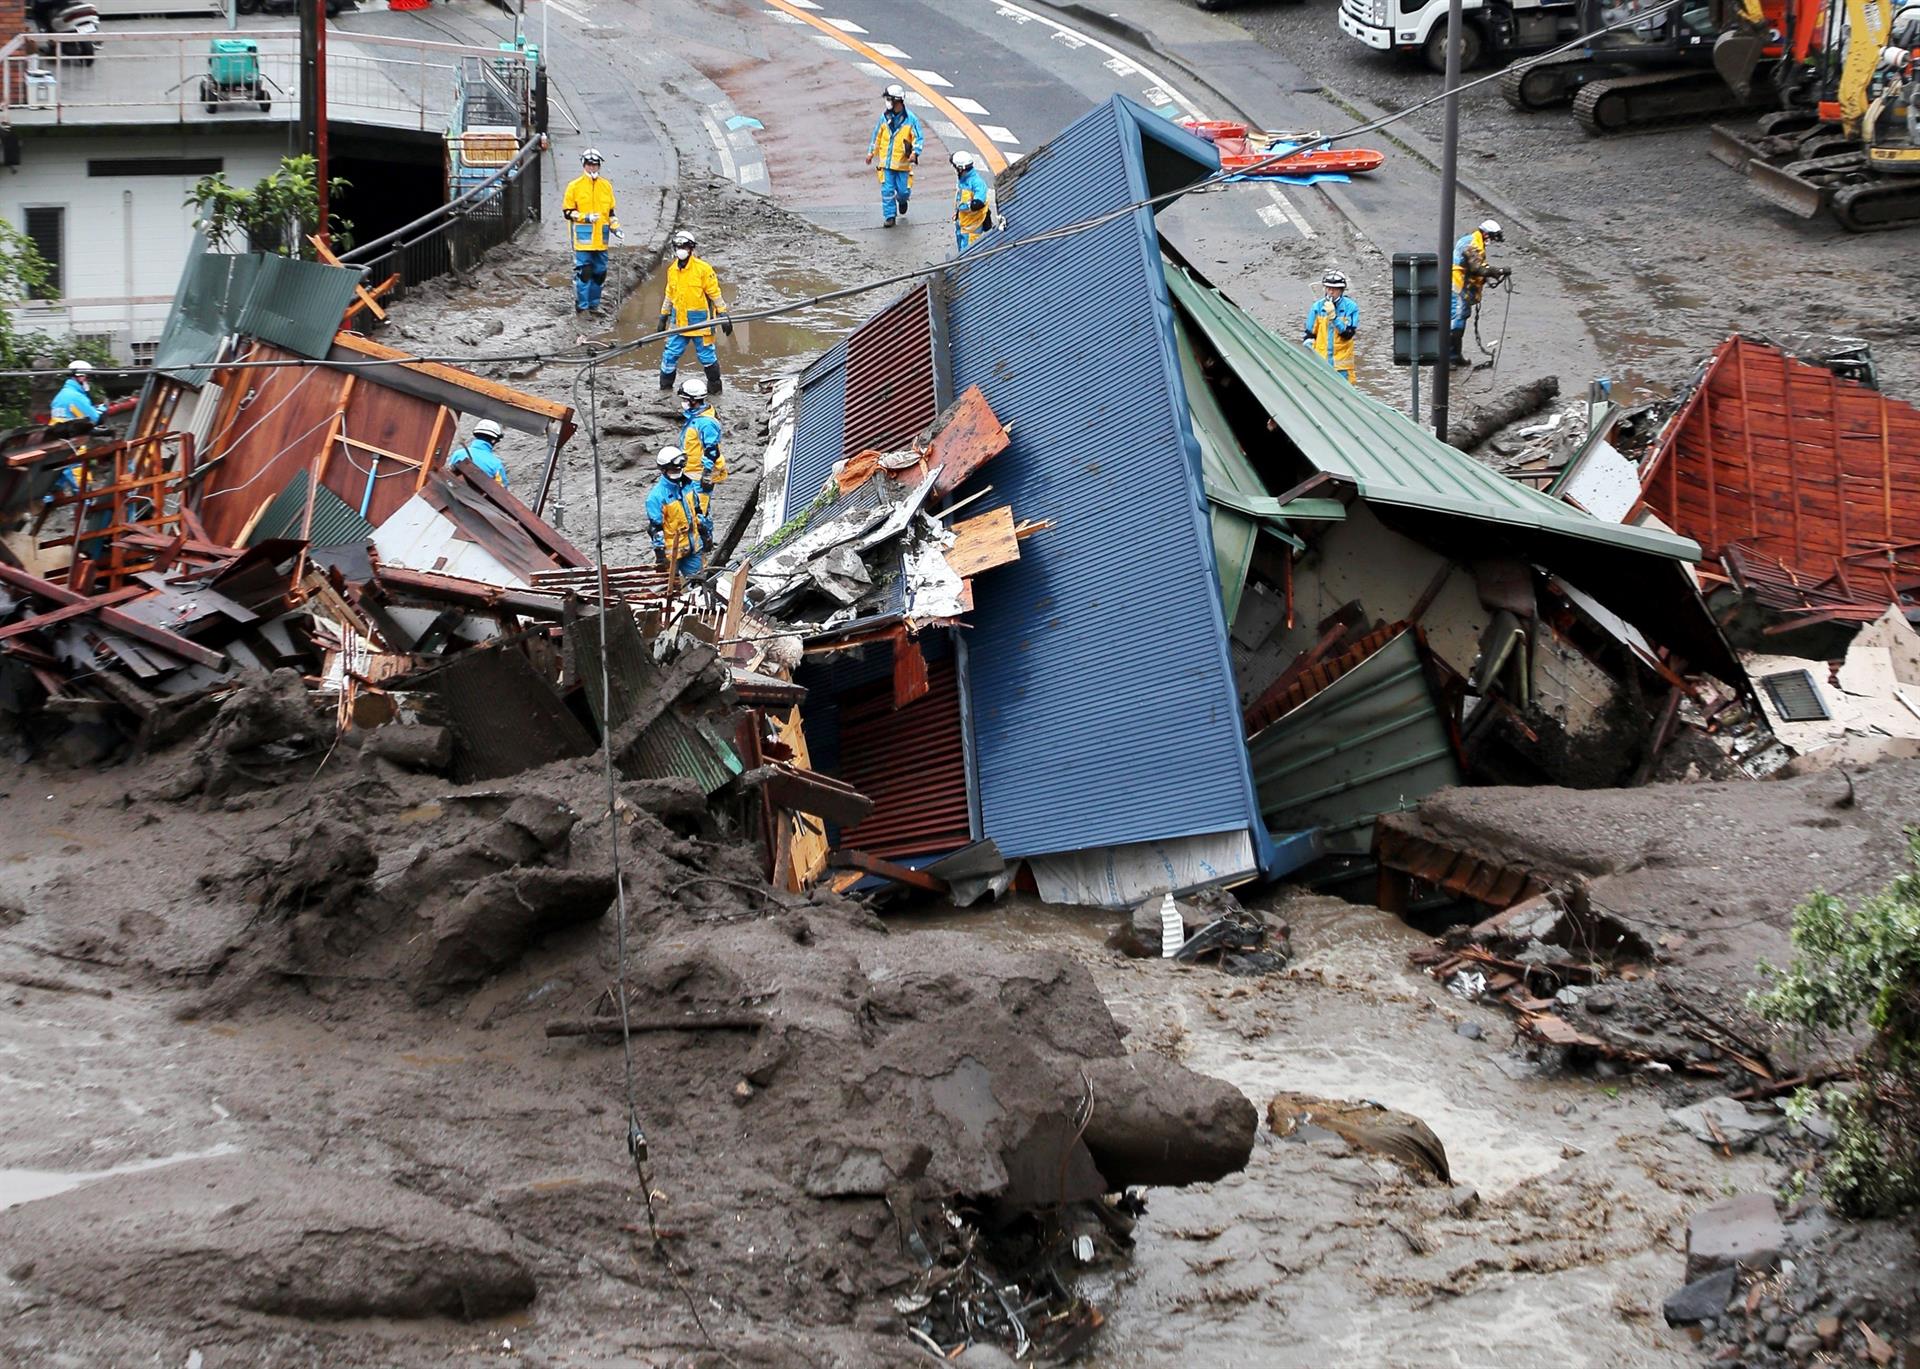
[1730,0,1920,227]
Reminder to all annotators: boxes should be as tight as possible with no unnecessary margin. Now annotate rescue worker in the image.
[48,359,102,501]
[561,149,620,315]
[866,85,923,227]
[1302,269,1360,384]
[646,445,704,576]
[951,150,995,254]
[1450,219,1507,367]
[447,418,510,487]
[657,229,733,395]
[679,376,724,554]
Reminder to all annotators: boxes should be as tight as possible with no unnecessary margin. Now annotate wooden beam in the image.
[328,331,572,423]
[0,586,147,640]
[827,848,947,894]
[944,505,1021,578]
[0,563,225,669]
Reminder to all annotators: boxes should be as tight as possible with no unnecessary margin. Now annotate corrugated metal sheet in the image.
[625,712,742,795]
[945,96,1255,860]
[1642,334,1920,592]
[233,255,369,362]
[1163,264,1701,563]
[151,241,260,386]
[1246,630,1463,855]
[436,644,595,781]
[843,284,936,458]
[785,340,848,516]
[835,658,971,858]
[247,468,375,548]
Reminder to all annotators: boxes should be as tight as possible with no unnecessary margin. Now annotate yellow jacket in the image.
[661,256,727,341]
[563,174,618,251]
[869,110,920,171]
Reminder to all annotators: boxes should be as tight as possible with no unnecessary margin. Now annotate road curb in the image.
[1024,0,1540,242]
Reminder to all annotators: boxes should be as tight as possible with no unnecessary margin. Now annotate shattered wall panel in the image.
[784,340,848,518]
[833,657,972,859]
[945,97,1259,861]
[1644,335,1920,587]
[435,644,595,782]
[843,284,936,459]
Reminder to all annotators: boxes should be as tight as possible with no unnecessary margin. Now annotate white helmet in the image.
[951,150,975,172]
[581,148,604,166]
[1479,219,1504,240]
[671,229,696,252]
[883,83,906,102]
[677,375,709,405]
[473,419,505,443]
[1321,269,1349,289]
[656,445,687,473]
[67,359,93,374]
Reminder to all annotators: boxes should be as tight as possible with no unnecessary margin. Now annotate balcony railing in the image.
[0,28,532,132]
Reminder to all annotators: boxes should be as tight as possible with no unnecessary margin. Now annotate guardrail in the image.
[341,131,543,302]
[0,28,533,131]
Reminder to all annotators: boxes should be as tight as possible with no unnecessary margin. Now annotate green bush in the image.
[1753,830,1920,1216]
[187,154,352,258]
[0,221,116,428]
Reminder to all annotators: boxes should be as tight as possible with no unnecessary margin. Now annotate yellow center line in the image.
[761,0,1010,174]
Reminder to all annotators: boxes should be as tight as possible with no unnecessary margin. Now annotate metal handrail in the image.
[340,133,543,263]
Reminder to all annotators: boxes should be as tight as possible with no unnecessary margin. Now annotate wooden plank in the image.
[0,563,224,669]
[943,505,1020,578]
[418,406,450,494]
[0,586,146,641]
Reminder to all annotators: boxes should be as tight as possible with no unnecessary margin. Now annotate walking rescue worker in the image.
[678,375,725,485]
[1302,270,1360,384]
[951,150,996,254]
[658,229,733,395]
[866,84,922,228]
[48,359,103,501]
[646,445,704,576]
[562,150,619,315]
[447,419,509,487]
[1450,219,1507,367]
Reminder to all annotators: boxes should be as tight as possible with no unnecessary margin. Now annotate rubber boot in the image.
[897,195,909,217]
[658,370,674,392]
[704,361,723,397]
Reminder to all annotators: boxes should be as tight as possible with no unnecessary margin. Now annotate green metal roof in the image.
[1162,265,1702,564]
[152,243,366,386]
[1173,310,1299,625]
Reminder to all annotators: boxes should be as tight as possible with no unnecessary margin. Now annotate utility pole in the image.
[1431,0,1463,442]
[298,0,330,248]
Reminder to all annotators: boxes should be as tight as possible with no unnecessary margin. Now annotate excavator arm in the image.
[1714,0,1778,95]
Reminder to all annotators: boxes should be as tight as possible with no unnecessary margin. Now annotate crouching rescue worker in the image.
[562,149,619,315]
[1302,270,1359,384]
[951,150,997,254]
[447,419,509,487]
[1450,219,1508,367]
[866,84,922,227]
[647,445,704,577]
[48,358,103,502]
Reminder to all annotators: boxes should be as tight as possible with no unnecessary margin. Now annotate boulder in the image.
[1668,1096,1782,1151]
[0,1155,535,1320]
[1663,1266,1736,1326]
[1079,1054,1257,1188]
[1685,1192,1785,1282]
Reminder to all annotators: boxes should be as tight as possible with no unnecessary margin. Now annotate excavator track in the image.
[1572,68,1772,134]
[1499,52,1609,111]
[1830,178,1920,231]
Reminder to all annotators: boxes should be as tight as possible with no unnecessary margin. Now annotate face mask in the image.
[676,249,691,262]
[585,168,599,179]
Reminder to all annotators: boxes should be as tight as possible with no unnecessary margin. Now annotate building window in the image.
[23,205,63,300]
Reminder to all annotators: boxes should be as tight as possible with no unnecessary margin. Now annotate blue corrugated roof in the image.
[785,340,847,515]
[944,96,1262,861]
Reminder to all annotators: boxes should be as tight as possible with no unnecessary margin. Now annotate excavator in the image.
[1718,0,1920,229]
[1501,0,1824,133]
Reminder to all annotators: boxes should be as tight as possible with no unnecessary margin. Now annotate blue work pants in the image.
[880,168,911,222]
[660,332,718,381]
[574,249,608,310]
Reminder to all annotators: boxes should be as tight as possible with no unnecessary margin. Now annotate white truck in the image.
[1337,0,1583,70]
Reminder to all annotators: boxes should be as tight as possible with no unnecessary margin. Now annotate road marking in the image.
[855,60,889,78]
[824,16,867,32]
[907,68,952,87]
[763,7,803,20]
[980,124,1020,146]
[981,0,1205,118]
[761,0,1008,171]
[934,119,966,141]
[948,95,990,115]
[867,41,910,58]
[1102,56,1136,77]
[785,0,820,7]
[739,162,768,186]
[1265,184,1315,240]
[699,111,740,183]
[547,0,587,21]
[1049,29,1086,49]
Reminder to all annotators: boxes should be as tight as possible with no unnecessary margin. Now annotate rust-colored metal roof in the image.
[842,283,937,458]
[1640,335,1920,615]
[834,657,971,859]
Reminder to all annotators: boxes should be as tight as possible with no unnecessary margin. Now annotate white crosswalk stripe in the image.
[948,96,990,115]
[980,125,1020,146]
[824,16,867,32]
[907,68,952,87]
[867,42,910,58]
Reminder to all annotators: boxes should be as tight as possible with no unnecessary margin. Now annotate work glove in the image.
[611,229,625,243]
[658,312,670,332]
[700,474,715,493]
[990,210,1007,232]
[719,316,734,337]
[700,529,714,553]
[585,213,600,224]
[864,153,874,166]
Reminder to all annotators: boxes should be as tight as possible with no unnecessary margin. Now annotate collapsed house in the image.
[748,95,1750,907]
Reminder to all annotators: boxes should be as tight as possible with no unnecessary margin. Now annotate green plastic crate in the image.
[209,38,260,88]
